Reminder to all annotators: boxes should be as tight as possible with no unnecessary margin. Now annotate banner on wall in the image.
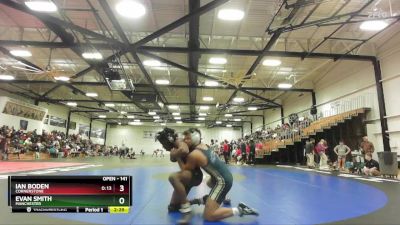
[91,128,105,139]
[44,115,49,124]
[49,116,67,128]
[2,100,46,121]
[20,120,28,130]
[78,124,90,138]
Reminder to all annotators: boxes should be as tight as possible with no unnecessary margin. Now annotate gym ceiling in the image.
[0,0,399,127]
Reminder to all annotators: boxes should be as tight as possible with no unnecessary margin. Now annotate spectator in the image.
[363,154,380,176]
[305,138,315,168]
[223,140,229,164]
[315,139,329,170]
[255,141,263,157]
[360,136,374,157]
[152,149,159,157]
[333,140,351,171]
[240,140,247,165]
[119,144,126,158]
[235,147,243,165]
[249,139,256,165]
[0,134,8,160]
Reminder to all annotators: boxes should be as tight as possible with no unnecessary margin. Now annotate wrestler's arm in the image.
[170,140,189,162]
[178,150,204,171]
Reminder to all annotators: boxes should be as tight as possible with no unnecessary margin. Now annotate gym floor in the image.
[1,157,399,225]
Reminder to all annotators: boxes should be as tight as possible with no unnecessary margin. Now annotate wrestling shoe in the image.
[179,202,192,213]
[238,202,259,217]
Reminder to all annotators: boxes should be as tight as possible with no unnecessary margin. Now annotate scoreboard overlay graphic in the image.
[8,176,132,213]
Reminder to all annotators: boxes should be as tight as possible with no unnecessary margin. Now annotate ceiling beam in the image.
[0,40,376,61]
[98,0,156,111]
[307,0,374,55]
[57,0,227,82]
[187,0,201,118]
[0,80,314,92]
[138,50,281,107]
[224,31,282,106]
[0,46,43,71]
[131,0,229,48]
[0,0,122,46]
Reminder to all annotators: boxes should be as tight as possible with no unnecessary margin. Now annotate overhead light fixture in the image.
[155,79,170,85]
[195,124,201,127]
[234,118,241,122]
[226,124,232,128]
[143,60,161,67]
[0,75,15,80]
[129,121,143,125]
[248,107,258,111]
[118,122,122,125]
[198,117,205,121]
[216,121,222,124]
[218,9,245,21]
[278,83,293,89]
[161,123,166,126]
[203,96,214,101]
[134,119,140,122]
[360,20,388,31]
[25,1,57,12]
[199,106,210,110]
[174,117,182,120]
[199,113,207,116]
[98,115,106,118]
[172,112,180,116]
[66,102,77,107]
[206,68,227,73]
[280,67,293,72]
[10,50,32,57]
[225,114,232,117]
[115,0,146,18]
[233,97,245,103]
[148,111,157,116]
[209,57,227,65]
[54,76,70,81]
[85,92,98,97]
[168,105,179,109]
[120,111,127,114]
[153,116,160,119]
[176,121,183,124]
[127,115,135,119]
[263,59,281,67]
[105,103,115,107]
[82,52,103,60]
[204,80,219,87]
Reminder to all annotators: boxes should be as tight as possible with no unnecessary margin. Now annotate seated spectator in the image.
[363,155,380,176]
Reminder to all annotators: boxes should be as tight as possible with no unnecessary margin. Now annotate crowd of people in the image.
[0,125,144,160]
[0,123,381,177]
[304,136,380,176]
[208,138,263,166]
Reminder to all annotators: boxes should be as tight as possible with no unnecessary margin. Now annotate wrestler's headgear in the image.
[155,127,177,151]
[184,128,201,146]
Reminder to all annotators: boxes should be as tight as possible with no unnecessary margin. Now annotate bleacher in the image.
[257,108,369,157]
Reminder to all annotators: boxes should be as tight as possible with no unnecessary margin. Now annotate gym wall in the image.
[105,125,241,154]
